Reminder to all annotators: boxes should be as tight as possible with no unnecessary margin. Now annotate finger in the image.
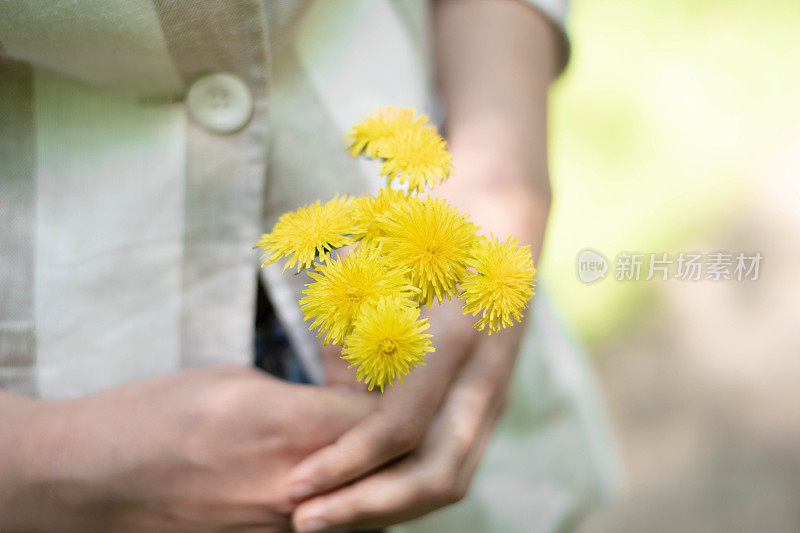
[292,384,498,532]
[442,326,521,488]
[273,384,378,451]
[320,343,368,392]
[293,327,521,531]
[285,383,439,501]
[291,459,446,532]
[290,383,378,426]
[287,308,476,501]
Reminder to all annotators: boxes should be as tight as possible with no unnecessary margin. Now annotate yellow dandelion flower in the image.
[377,125,453,193]
[461,235,536,334]
[350,187,410,246]
[343,297,434,392]
[346,106,429,158]
[377,196,478,307]
[254,195,359,273]
[300,246,417,346]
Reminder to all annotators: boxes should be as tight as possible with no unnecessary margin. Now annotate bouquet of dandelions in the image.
[255,106,536,392]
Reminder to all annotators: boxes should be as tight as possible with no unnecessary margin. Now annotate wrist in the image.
[0,395,42,529]
[435,166,550,258]
[0,397,83,532]
[445,137,551,209]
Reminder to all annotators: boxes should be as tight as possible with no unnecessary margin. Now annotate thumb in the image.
[295,383,377,436]
[321,343,369,393]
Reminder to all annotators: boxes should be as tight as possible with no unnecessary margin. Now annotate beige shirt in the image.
[1,1,618,530]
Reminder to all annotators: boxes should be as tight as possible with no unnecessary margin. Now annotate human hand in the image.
[296,158,548,531]
[291,0,556,518]
[288,299,527,532]
[0,365,375,532]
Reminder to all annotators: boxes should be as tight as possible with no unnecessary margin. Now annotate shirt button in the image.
[186,73,253,134]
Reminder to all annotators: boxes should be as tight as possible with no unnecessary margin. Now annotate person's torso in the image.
[0,0,433,399]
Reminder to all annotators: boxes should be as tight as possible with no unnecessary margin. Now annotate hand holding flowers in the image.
[252,103,547,532]
[275,0,560,527]
[255,106,536,393]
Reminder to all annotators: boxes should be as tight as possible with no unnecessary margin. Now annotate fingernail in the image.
[290,482,316,501]
[298,518,330,533]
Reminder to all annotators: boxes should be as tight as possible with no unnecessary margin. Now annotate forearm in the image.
[433,0,561,258]
[285,10,562,525]
[0,391,53,530]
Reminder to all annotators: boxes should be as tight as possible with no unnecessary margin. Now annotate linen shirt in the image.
[1,1,618,530]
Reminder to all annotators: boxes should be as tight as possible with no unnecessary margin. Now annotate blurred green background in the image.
[539,1,800,530]
[541,0,800,344]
